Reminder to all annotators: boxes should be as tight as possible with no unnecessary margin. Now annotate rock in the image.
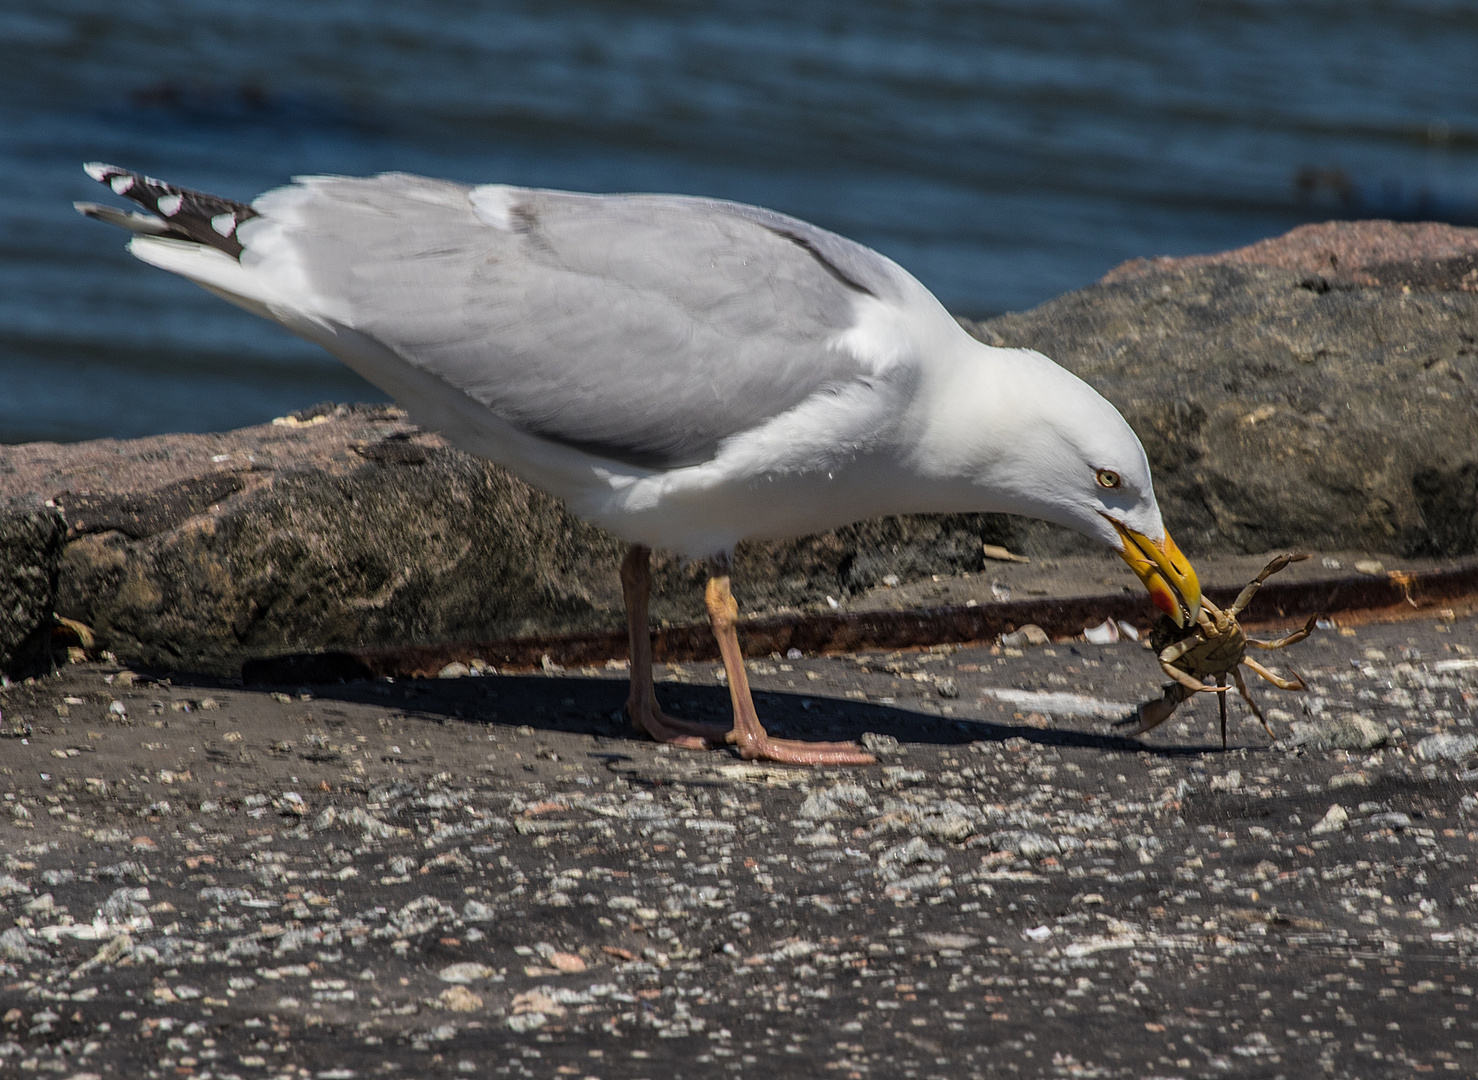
[794,826,839,847]
[986,830,1061,860]
[0,607,1471,1069]
[462,899,496,922]
[509,989,566,1032]
[1281,715,1390,751]
[917,800,979,843]
[548,952,586,974]
[390,896,457,937]
[0,407,1023,674]
[880,837,947,867]
[438,962,495,984]
[920,813,975,844]
[438,985,482,1012]
[0,498,66,677]
[1101,220,1478,289]
[1366,811,1413,830]
[1414,733,1478,762]
[1001,624,1050,648]
[920,932,980,951]
[1209,770,1243,792]
[1311,804,1349,835]
[0,927,44,962]
[860,732,901,755]
[338,806,404,841]
[881,766,927,786]
[883,869,950,899]
[798,783,873,821]
[100,886,149,920]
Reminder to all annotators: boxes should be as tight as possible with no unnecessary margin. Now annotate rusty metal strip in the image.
[241,561,1478,684]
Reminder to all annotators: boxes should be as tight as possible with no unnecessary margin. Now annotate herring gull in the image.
[77,164,1202,765]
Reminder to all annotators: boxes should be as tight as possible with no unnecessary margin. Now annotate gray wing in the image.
[253,173,912,467]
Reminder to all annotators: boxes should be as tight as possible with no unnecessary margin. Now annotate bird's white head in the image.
[916,343,1202,626]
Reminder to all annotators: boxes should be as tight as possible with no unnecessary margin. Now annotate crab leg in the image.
[1246,614,1319,651]
[1231,665,1278,741]
[1225,553,1311,618]
[1159,658,1222,696]
[1216,672,1229,750]
[1158,634,1203,668]
[1242,656,1306,692]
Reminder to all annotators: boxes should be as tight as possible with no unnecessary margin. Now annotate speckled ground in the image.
[1,608,1476,1079]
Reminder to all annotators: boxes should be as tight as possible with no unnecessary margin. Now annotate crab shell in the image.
[1151,609,1248,679]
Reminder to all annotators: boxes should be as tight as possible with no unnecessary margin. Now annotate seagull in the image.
[77,164,1202,765]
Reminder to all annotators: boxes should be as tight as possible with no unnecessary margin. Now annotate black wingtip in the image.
[74,201,172,235]
[80,161,257,258]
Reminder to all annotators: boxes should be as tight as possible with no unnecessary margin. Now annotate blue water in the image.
[3,0,1476,444]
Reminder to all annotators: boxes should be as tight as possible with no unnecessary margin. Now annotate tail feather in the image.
[73,202,172,235]
[77,163,257,259]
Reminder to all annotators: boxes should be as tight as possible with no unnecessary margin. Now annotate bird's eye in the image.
[1096,469,1121,489]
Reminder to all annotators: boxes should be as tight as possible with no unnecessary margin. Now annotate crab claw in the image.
[1116,691,1181,737]
[1106,519,1202,627]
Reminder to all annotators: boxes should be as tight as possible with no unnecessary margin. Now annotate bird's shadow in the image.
[162,667,1233,759]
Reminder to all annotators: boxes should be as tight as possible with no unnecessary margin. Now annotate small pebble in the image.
[1000,624,1049,648]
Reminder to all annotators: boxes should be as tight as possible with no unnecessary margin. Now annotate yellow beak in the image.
[1106,518,1202,627]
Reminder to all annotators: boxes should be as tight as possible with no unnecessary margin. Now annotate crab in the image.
[1116,552,1319,748]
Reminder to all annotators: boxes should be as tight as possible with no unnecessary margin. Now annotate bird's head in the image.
[922,346,1201,626]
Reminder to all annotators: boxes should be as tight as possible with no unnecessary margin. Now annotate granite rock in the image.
[0,498,66,677]
[1413,732,1478,762]
[1282,715,1392,752]
[1,405,1017,673]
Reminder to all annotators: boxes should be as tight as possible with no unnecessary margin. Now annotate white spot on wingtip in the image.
[83,162,113,182]
[469,184,521,231]
[157,193,183,217]
[210,213,237,237]
[110,175,135,195]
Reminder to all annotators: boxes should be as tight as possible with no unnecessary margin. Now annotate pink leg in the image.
[705,572,874,766]
[621,545,729,750]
